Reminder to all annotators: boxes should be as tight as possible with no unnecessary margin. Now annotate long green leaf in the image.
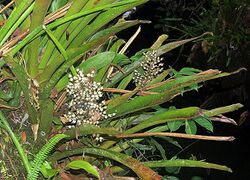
[41,0,147,69]
[65,124,119,139]
[3,55,38,124]
[107,89,182,118]
[52,147,162,179]
[27,0,52,77]
[144,159,232,172]
[125,107,200,134]
[0,2,34,48]
[149,70,230,93]
[107,88,139,109]
[39,99,54,136]
[111,159,232,173]
[10,0,149,57]
[78,52,129,73]
[66,160,100,179]
[39,35,111,99]
[0,111,31,174]
[38,19,140,86]
[0,0,34,46]
[155,32,212,56]
[40,0,102,69]
[105,33,212,88]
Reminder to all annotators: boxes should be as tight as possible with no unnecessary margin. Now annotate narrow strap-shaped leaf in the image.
[109,39,126,52]
[125,107,200,134]
[116,73,134,90]
[42,24,77,76]
[39,99,54,137]
[51,147,162,179]
[10,0,147,56]
[65,124,119,139]
[40,35,111,99]
[0,111,31,174]
[150,34,169,49]
[0,2,34,47]
[149,70,227,93]
[27,0,53,77]
[3,55,38,124]
[111,159,232,173]
[107,87,139,109]
[146,69,171,85]
[204,103,243,117]
[155,32,212,56]
[43,25,68,60]
[41,0,147,67]
[39,0,97,69]
[0,0,34,46]
[107,89,182,118]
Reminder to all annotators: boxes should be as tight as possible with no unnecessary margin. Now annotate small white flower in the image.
[133,50,164,87]
[64,69,114,142]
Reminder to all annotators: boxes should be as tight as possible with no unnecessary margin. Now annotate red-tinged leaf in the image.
[52,147,162,180]
[21,131,27,143]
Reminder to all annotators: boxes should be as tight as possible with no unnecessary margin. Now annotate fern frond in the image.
[27,134,68,180]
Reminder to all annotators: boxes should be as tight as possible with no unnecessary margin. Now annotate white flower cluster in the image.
[133,50,164,87]
[64,69,115,138]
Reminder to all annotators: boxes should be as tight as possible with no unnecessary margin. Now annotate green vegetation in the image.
[0,0,244,179]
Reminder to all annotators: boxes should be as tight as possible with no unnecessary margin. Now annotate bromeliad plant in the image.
[0,0,243,179]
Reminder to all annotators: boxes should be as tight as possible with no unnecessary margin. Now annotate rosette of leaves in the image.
[0,0,244,179]
[0,0,150,139]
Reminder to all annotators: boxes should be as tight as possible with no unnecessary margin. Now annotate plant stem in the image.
[0,111,31,174]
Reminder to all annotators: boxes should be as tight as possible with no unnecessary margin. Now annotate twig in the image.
[103,88,159,96]
[119,26,141,54]
[0,1,15,14]
[54,91,67,112]
[0,103,18,110]
[210,115,237,125]
[44,2,72,24]
[0,2,72,57]
[115,132,235,141]
[0,77,15,83]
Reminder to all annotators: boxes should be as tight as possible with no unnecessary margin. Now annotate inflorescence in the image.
[133,50,164,87]
[64,69,115,141]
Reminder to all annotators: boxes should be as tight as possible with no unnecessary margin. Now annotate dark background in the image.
[117,1,250,179]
